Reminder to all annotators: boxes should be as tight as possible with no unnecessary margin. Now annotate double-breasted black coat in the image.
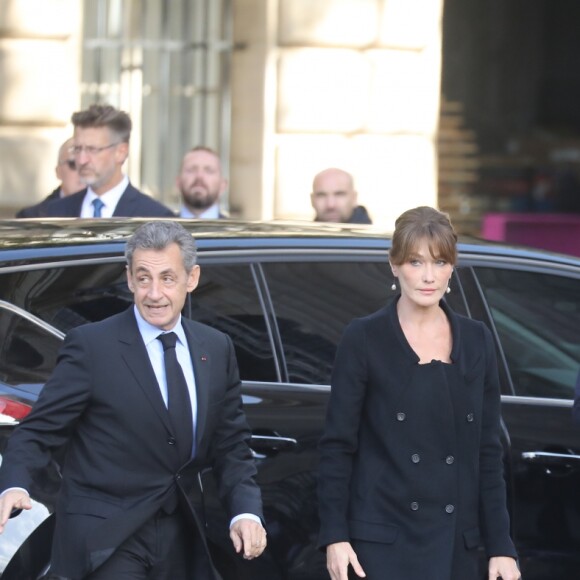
[318,298,517,579]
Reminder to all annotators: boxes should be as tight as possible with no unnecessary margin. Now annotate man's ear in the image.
[126,265,134,292]
[187,265,201,293]
[115,142,129,164]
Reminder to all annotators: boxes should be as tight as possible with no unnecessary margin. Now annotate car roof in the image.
[1,218,579,269]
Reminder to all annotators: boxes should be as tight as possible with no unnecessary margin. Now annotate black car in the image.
[1,219,579,579]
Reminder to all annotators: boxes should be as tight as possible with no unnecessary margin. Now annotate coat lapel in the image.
[63,190,85,216]
[117,308,173,434]
[183,321,210,451]
[112,184,137,216]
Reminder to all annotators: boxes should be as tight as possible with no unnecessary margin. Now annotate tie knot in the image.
[92,198,105,217]
[157,332,178,350]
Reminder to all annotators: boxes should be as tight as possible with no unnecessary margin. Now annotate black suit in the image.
[15,188,62,218]
[318,298,517,579]
[44,183,174,217]
[0,308,262,578]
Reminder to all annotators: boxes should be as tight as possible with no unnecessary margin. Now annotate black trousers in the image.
[43,506,220,580]
[83,510,193,580]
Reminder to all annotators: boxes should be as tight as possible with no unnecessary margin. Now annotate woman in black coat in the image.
[318,206,521,580]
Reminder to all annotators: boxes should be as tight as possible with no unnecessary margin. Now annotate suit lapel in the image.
[183,321,210,450]
[64,190,85,216]
[117,309,173,433]
[112,184,137,216]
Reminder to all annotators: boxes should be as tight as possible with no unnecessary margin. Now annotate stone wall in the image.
[231,0,444,229]
[0,0,81,217]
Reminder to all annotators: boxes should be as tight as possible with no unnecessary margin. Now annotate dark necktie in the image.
[92,198,105,217]
[157,332,194,464]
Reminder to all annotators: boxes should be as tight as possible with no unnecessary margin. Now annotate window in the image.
[187,265,277,382]
[474,267,580,399]
[0,308,61,389]
[81,0,232,207]
[0,263,132,334]
[263,260,393,385]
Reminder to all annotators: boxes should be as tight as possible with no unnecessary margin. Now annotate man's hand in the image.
[489,556,521,580]
[0,489,32,534]
[230,518,267,560]
[326,541,366,580]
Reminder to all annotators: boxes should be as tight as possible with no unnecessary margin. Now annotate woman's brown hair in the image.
[389,206,457,266]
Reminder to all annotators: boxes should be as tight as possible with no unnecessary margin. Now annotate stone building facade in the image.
[0,0,443,229]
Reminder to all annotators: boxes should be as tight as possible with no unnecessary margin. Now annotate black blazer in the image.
[15,188,62,218]
[318,298,517,578]
[0,308,262,578]
[44,183,174,217]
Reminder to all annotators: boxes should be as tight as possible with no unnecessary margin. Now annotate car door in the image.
[0,302,64,578]
[464,260,580,580]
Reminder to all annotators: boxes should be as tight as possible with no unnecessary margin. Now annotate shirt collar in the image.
[180,203,220,219]
[86,175,129,215]
[133,305,187,347]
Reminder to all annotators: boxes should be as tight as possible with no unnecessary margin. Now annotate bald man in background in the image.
[16,138,84,218]
[310,168,372,224]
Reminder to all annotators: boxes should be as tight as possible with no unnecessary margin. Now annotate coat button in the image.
[411,453,420,463]
[396,412,406,421]
[445,455,455,465]
[466,413,474,422]
[410,501,419,511]
[445,504,455,514]
[167,437,176,445]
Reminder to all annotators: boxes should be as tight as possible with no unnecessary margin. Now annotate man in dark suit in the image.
[44,105,174,218]
[177,146,228,219]
[0,221,266,579]
[16,137,85,218]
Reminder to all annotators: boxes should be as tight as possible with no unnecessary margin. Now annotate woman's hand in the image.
[326,541,366,580]
[488,556,521,580]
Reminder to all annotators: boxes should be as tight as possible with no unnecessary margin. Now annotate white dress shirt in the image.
[80,175,129,217]
[133,307,197,451]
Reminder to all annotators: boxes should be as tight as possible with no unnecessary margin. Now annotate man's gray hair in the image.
[125,221,197,272]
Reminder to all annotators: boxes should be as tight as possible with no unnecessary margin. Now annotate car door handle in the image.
[250,434,297,455]
[521,451,580,475]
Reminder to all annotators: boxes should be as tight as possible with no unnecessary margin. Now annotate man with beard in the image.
[177,146,228,219]
[44,104,174,218]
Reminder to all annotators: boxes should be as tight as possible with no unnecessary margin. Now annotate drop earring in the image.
[391,282,397,291]
[446,285,451,294]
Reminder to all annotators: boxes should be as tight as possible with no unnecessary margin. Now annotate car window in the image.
[474,267,580,399]
[263,260,393,384]
[187,264,277,382]
[0,263,132,333]
[0,308,61,388]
